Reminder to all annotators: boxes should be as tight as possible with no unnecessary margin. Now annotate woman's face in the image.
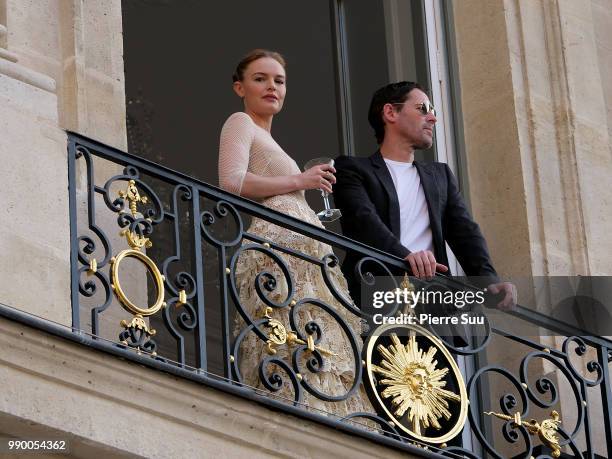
[233,57,286,116]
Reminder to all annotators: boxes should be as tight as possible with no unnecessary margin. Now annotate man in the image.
[334,81,515,310]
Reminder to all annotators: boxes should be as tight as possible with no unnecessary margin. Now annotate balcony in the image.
[1,132,610,458]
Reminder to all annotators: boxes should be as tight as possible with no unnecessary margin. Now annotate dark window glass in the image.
[343,0,390,156]
[123,0,340,185]
[342,0,434,161]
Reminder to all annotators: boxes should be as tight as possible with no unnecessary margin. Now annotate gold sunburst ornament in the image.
[373,333,461,432]
[364,324,468,444]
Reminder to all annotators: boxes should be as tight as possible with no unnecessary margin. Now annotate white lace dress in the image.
[218,112,372,417]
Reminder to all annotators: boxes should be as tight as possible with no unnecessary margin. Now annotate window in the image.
[122,0,447,183]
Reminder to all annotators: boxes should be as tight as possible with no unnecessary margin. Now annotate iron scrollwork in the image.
[67,134,612,458]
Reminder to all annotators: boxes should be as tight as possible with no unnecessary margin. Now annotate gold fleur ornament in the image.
[110,180,166,316]
[484,410,562,458]
[118,180,152,250]
[261,307,336,356]
[363,324,468,444]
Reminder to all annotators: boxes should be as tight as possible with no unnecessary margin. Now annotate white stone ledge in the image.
[0,318,419,459]
[0,58,55,93]
[0,72,57,120]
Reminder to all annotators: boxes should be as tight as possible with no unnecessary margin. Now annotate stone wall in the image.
[453,0,612,279]
[593,0,612,171]
[0,0,68,324]
[0,0,127,327]
[451,0,612,455]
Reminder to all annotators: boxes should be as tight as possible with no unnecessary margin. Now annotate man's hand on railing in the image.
[404,250,449,280]
[487,282,517,311]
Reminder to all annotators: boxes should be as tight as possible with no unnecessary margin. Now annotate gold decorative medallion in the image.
[110,248,165,315]
[110,180,166,316]
[364,324,468,444]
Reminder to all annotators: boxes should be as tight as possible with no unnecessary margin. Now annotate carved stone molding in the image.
[0,1,18,63]
[0,0,6,48]
[452,0,612,277]
[0,59,55,92]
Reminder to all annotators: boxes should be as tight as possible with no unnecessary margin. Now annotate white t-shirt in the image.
[383,158,434,253]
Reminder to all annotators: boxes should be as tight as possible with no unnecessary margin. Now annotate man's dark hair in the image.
[368,81,425,144]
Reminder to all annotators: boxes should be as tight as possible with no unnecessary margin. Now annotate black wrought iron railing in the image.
[55,132,612,458]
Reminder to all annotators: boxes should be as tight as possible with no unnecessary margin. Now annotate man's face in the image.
[390,89,437,150]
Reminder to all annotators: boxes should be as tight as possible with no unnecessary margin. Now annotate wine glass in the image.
[303,157,342,222]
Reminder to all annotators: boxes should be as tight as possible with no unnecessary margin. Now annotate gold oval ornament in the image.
[110,248,165,316]
[363,323,468,444]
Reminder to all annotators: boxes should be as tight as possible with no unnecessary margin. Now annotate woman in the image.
[218,49,372,417]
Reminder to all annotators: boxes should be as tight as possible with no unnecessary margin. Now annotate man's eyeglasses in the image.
[391,101,436,116]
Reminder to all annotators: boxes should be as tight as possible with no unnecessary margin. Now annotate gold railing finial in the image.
[484,410,562,458]
[398,273,417,316]
[119,179,148,218]
[261,308,336,356]
[117,180,152,250]
[400,272,414,291]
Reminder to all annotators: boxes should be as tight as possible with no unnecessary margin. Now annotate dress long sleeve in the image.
[218,112,256,195]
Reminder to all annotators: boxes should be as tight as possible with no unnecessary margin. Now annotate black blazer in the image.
[334,151,498,284]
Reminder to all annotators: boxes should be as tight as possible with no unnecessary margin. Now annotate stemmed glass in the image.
[303,157,342,222]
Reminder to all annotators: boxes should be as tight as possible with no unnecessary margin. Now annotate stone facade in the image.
[453,0,612,278]
[452,0,612,454]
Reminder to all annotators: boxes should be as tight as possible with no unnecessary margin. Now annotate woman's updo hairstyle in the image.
[232,49,286,83]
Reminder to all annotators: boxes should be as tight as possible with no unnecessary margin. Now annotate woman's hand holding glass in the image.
[299,163,336,194]
[302,157,342,222]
